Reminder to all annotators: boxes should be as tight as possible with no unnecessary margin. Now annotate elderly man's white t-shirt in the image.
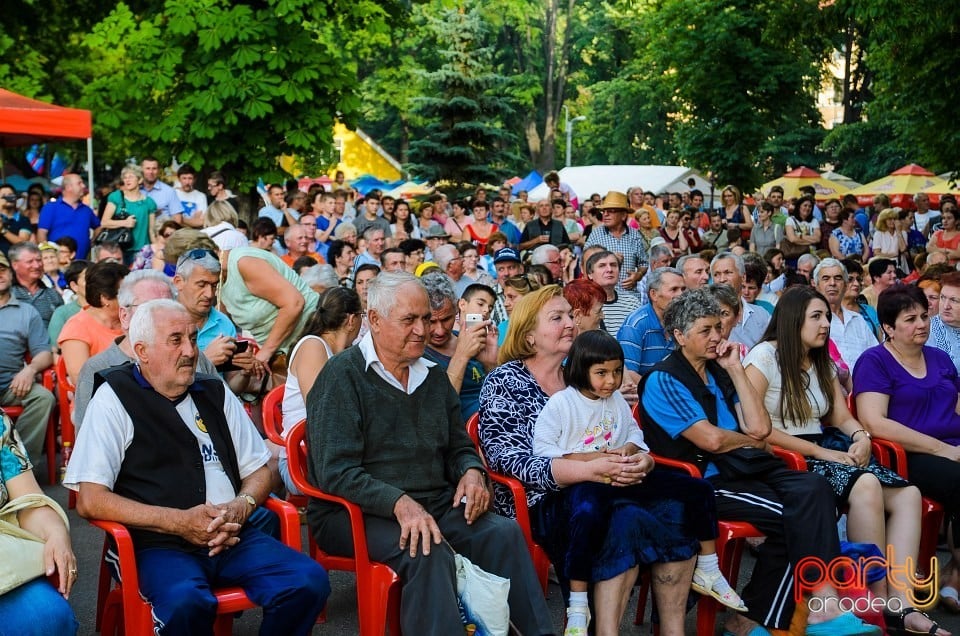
[65,381,270,505]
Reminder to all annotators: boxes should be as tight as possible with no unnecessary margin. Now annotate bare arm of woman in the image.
[924,232,960,259]
[236,256,306,364]
[718,340,772,440]
[807,226,822,245]
[856,391,960,460]
[828,234,843,260]
[824,377,871,465]
[7,470,76,597]
[743,363,850,462]
[151,250,166,271]
[100,199,132,229]
[785,220,801,243]
[290,338,330,408]
[60,339,91,386]
[739,205,754,230]
[148,212,157,244]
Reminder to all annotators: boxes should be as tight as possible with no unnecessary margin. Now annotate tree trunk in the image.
[540,0,559,172]
[525,117,542,168]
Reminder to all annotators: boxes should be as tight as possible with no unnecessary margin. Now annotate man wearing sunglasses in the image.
[173,249,267,395]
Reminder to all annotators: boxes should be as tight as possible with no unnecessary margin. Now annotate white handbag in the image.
[454,549,511,636]
[0,493,70,595]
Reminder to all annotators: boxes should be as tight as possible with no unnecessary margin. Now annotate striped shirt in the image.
[602,292,640,339]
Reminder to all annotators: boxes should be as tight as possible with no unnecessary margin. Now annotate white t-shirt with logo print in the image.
[65,380,270,505]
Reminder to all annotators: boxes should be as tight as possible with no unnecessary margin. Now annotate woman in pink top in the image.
[58,261,129,384]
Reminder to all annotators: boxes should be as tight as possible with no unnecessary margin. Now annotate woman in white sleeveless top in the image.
[279,287,362,494]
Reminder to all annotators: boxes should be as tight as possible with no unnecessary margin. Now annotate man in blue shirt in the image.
[141,157,185,225]
[618,266,686,386]
[37,174,100,259]
[489,198,521,247]
[258,184,289,228]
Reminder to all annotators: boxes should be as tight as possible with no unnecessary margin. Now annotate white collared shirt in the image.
[830,306,877,371]
[357,332,436,395]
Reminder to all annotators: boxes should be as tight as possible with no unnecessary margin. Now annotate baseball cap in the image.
[493,247,521,265]
[0,253,9,269]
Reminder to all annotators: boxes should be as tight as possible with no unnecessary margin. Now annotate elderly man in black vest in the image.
[65,299,329,635]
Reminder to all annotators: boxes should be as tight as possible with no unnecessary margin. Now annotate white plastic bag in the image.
[455,552,511,636]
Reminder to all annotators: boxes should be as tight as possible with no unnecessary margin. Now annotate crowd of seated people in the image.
[5,172,960,636]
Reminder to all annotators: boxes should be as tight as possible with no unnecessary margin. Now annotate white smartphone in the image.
[465,313,484,330]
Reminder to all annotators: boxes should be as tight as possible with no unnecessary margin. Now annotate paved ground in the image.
[48,472,960,635]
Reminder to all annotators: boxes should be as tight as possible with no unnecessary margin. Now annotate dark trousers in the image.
[564,469,716,582]
[315,494,555,636]
[906,452,960,544]
[710,467,839,630]
[135,527,330,635]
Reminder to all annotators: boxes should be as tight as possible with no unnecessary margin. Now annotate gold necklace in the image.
[886,342,924,370]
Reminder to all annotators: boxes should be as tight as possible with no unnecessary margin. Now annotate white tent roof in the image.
[527,165,715,202]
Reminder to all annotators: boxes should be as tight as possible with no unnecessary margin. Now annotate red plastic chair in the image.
[286,419,402,636]
[465,413,552,593]
[2,364,58,485]
[630,403,766,635]
[261,384,285,446]
[848,394,945,578]
[53,356,77,508]
[92,497,303,636]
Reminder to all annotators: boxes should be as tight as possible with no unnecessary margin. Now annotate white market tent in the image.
[527,165,715,202]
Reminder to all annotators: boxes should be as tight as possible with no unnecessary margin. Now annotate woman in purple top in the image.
[853,284,960,610]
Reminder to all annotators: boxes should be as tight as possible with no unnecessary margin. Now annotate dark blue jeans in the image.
[135,526,329,635]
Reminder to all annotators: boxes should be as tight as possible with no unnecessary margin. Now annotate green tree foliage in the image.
[0,0,117,101]
[821,120,908,182]
[78,0,401,189]
[406,5,522,191]
[642,0,828,188]
[863,1,960,173]
[573,71,678,166]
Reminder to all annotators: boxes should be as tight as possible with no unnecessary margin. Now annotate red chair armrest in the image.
[871,437,909,479]
[771,446,807,471]
[485,470,538,554]
[90,519,143,615]
[41,368,55,391]
[650,453,702,478]
[262,497,301,550]
[285,421,379,570]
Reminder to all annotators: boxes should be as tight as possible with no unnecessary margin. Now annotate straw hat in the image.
[597,191,630,211]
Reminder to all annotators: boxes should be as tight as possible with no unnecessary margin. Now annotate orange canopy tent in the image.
[850,164,945,208]
[0,89,94,193]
